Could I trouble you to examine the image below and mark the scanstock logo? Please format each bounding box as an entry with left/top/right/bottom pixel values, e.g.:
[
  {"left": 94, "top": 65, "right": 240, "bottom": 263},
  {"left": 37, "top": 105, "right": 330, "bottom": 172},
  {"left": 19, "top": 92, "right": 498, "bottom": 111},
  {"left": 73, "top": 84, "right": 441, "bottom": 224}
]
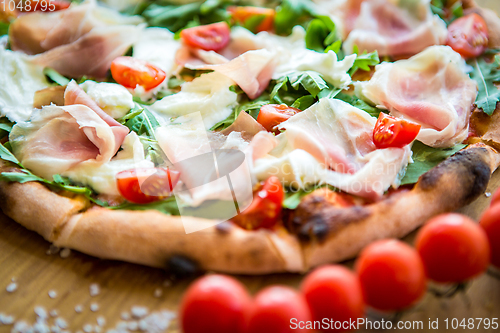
[{"left": 134, "top": 112, "right": 254, "bottom": 234}]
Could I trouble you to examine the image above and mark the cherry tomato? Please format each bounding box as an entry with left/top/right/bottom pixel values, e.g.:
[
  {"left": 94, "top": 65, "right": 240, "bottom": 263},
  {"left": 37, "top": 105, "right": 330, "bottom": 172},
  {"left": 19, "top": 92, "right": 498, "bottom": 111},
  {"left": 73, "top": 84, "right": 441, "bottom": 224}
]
[
  {"left": 373, "top": 113, "right": 421, "bottom": 149},
  {"left": 416, "top": 213, "right": 490, "bottom": 283},
  {"left": 180, "top": 275, "right": 251, "bottom": 333},
  {"left": 257, "top": 104, "right": 301, "bottom": 134},
  {"left": 232, "top": 176, "right": 284, "bottom": 230},
  {"left": 116, "top": 168, "right": 180, "bottom": 204},
  {"left": 180, "top": 22, "right": 231, "bottom": 51},
  {"left": 446, "top": 13, "right": 489, "bottom": 58},
  {"left": 301, "top": 265, "right": 364, "bottom": 332},
  {"left": 355, "top": 239, "right": 427, "bottom": 311},
  {"left": 228, "top": 6, "right": 275, "bottom": 33},
  {"left": 21, "top": 0, "right": 70, "bottom": 12},
  {"left": 110, "top": 56, "right": 166, "bottom": 91},
  {"left": 245, "top": 286, "right": 312, "bottom": 333},
  {"left": 480, "top": 205, "right": 500, "bottom": 268}
]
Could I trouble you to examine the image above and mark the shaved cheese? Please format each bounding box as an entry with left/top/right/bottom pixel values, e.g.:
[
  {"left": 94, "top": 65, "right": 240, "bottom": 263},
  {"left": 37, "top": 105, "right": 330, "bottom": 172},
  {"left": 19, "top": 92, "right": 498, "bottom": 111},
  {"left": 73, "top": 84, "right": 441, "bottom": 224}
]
[
  {"left": 80, "top": 80, "right": 135, "bottom": 119},
  {"left": 149, "top": 72, "right": 238, "bottom": 130},
  {"left": 133, "top": 28, "right": 181, "bottom": 75},
  {"left": 0, "top": 47, "right": 49, "bottom": 122},
  {"left": 357, "top": 46, "right": 477, "bottom": 147}
]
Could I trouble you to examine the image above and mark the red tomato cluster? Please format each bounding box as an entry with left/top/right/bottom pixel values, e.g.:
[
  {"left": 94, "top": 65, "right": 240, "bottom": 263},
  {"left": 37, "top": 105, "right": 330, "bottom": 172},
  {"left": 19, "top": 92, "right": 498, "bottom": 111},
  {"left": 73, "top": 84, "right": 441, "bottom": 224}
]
[{"left": 180, "top": 191, "right": 500, "bottom": 332}]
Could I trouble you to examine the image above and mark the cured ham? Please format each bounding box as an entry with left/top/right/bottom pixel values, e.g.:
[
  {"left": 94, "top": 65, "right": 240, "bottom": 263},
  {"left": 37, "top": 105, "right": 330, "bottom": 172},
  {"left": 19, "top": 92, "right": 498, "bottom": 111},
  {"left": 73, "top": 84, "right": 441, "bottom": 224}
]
[
  {"left": 335, "top": 0, "right": 447, "bottom": 56},
  {"left": 357, "top": 46, "right": 477, "bottom": 147},
  {"left": 251, "top": 99, "right": 412, "bottom": 200},
  {"left": 9, "top": 0, "right": 143, "bottom": 78},
  {"left": 9, "top": 82, "right": 129, "bottom": 180}
]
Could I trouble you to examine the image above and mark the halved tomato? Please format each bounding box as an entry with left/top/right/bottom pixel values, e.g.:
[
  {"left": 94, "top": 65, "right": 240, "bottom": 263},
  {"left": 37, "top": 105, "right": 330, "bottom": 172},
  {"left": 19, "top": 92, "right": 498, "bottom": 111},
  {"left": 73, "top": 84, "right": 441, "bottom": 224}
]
[
  {"left": 257, "top": 104, "right": 301, "bottom": 134},
  {"left": 232, "top": 176, "right": 284, "bottom": 230},
  {"left": 228, "top": 6, "right": 275, "bottom": 33},
  {"left": 180, "top": 22, "right": 231, "bottom": 51},
  {"left": 116, "top": 168, "right": 180, "bottom": 204},
  {"left": 447, "top": 13, "right": 489, "bottom": 58},
  {"left": 110, "top": 56, "right": 166, "bottom": 91},
  {"left": 373, "top": 113, "right": 421, "bottom": 149}
]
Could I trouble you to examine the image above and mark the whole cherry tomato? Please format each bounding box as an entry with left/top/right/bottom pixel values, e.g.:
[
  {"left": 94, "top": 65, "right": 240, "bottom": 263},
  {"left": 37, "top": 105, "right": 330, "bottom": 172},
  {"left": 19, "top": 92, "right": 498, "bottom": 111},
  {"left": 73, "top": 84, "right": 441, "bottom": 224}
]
[{"left": 480, "top": 205, "right": 500, "bottom": 268}]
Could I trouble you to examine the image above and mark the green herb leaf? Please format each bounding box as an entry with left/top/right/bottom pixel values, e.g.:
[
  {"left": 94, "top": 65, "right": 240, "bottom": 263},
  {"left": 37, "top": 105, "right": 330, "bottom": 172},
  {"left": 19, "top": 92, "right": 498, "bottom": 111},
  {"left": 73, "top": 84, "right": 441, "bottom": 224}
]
[
  {"left": 274, "top": 0, "right": 317, "bottom": 35},
  {"left": 0, "top": 143, "right": 20, "bottom": 166},
  {"left": 469, "top": 55, "right": 500, "bottom": 116},
  {"left": 210, "top": 109, "right": 240, "bottom": 131},
  {"left": 0, "top": 171, "right": 43, "bottom": 184},
  {"left": 349, "top": 46, "right": 380, "bottom": 76},
  {"left": 43, "top": 68, "right": 70, "bottom": 86},
  {"left": 110, "top": 197, "right": 180, "bottom": 215},
  {"left": 124, "top": 106, "right": 160, "bottom": 138},
  {"left": 335, "top": 93, "right": 382, "bottom": 117},
  {"left": 0, "top": 21, "right": 9, "bottom": 36},
  {"left": 291, "top": 95, "right": 316, "bottom": 110},
  {"left": 400, "top": 141, "right": 467, "bottom": 185}
]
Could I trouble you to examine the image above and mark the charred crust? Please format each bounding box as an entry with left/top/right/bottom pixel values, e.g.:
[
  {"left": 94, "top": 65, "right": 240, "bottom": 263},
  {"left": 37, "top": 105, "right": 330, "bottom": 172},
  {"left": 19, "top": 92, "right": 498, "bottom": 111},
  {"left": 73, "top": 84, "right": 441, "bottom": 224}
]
[
  {"left": 418, "top": 148, "right": 491, "bottom": 207},
  {"left": 289, "top": 194, "right": 371, "bottom": 242},
  {"left": 165, "top": 255, "right": 200, "bottom": 278}
]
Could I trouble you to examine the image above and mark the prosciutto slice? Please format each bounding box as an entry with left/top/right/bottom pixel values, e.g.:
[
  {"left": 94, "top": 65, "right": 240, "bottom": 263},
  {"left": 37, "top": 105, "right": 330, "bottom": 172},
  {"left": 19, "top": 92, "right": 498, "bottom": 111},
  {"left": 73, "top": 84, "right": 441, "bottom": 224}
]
[
  {"left": 251, "top": 98, "right": 412, "bottom": 200},
  {"left": 357, "top": 46, "right": 477, "bottom": 147},
  {"left": 9, "top": 82, "right": 129, "bottom": 180},
  {"left": 9, "top": 0, "right": 142, "bottom": 78},
  {"left": 340, "top": 0, "right": 447, "bottom": 56}
]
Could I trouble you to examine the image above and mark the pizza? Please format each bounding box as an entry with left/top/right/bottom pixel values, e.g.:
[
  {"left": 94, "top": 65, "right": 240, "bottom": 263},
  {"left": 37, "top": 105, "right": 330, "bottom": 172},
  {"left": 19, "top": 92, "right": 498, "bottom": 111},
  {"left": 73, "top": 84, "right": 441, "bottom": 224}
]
[{"left": 0, "top": 0, "right": 500, "bottom": 275}]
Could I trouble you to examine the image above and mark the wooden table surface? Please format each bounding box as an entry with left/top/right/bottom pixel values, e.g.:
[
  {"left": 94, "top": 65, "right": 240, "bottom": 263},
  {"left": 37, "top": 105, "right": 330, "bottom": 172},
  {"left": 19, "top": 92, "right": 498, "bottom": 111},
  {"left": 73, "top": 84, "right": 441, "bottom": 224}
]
[{"left": 2, "top": 2, "right": 500, "bottom": 332}]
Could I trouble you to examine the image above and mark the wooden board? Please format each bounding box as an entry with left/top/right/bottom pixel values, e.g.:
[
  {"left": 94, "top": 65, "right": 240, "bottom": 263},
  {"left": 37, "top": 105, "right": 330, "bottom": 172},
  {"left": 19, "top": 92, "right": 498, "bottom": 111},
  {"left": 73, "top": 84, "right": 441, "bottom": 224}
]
[{"left": 2, "top": 2, "right": 500, "bottom": 332}]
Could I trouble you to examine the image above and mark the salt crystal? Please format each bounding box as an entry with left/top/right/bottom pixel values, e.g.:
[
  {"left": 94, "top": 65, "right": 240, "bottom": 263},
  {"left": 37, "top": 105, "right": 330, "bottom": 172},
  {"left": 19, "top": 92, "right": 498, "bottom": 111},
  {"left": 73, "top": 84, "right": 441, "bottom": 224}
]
[
  {"left": 51, "top": 325, "right": 61, "bottom": 333},
  {"left": 138, "top": 319, "right": 147, "bottom": 331},
  {"left": 48, "top": 290, "right": 57, "bottom": 299},
  {"left": 131, "top": 306, "right": 148, "bottom": 319},
  {"left": 59, "top": 248, "right": 71, "bottom": 259},
  {"left": 35, "top": 306, "right": 48, "bottom": 319},
  {"left": 12, "top": 321, "right": 30, "bottom": 333},
  {"left": 75, "top": 305, "right": 83, "bottom": 313},
  {"left": 49, "top": 310, "right": 59, "bottom": 317},
  {"left": 486, "top": 192, "right": 492, "bottom": 198},
  {"left": 127, "top": 321, "right": 138, "bottom": 331},
  {"left": 153, "top": 288, "right": 163, "bottom": 298},
  {"left": 0, "top": 313, "right": 15, "bottom": 325},
  {"left": 90, "top": 303, "right": 99, "bottom": 312},
  {"left": 94, "top": 325, "right": 102, "bottom": 333},
  {"left": 6, "top": 282, "right": 17, "bottom": 292},
  {"left": 83, "top": 323, "right": 94, "bottom": 333},
  {"left": 120, "top": 312, "right": 130, "bottom": 320},
  {"left": 89, "top": 283, "right": 100, "bottom": 297},
  {"left": 55, "top": 318, "right": 68, "bottom": 329},
  {"left": 96, "top": 316, "right": 106, "bottom": 327}
]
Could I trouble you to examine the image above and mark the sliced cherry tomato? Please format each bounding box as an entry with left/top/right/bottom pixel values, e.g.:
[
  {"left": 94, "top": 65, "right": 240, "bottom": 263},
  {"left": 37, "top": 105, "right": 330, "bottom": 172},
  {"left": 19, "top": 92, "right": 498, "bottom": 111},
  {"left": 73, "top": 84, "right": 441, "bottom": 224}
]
[
  {"left": 110, "top": 56, "right": 166, "bottom": 91},
  {"left": 301, "top": 265, "right": 364, "bottom": 332},
  {"left": 416, "top": 213, "right": 490, "bottom": 283},
  {"left": 373, "top": 113, "right": 421, "bottom": 149},
  {"left": 245, "top": 286, "right": 311, "bottom": 333},
  {"left": 490, "top": 187, "right": 500, "bottom": 207},
  {"left": 228, "top": 6, "right": 275, "bottom": 33},
  {"left": 480, "top": 205, "right": 500, "bottom": 268},
  {"left": 231, "top": 176, "right": 284, "bottom": 230},
  {"left": 21, "top": 0, "right": 70, "bottom": 12},
  {"left": 180, "top": 275, "right": 251, "bottom": 333},
  {"left": 257, "top": 104, "right": 301, "bottom": 134},
  {"left": 116, "top": 168, "right": 180, "bottom": 204},
  {"left": 355, "top": 239, "right": 427, "bottom": 311},
  {"left": 180, "top": 22, "right": 231, "bottom": 51},
  {"left": 447, "top": 13, "right": 489, "bottom": 58}
]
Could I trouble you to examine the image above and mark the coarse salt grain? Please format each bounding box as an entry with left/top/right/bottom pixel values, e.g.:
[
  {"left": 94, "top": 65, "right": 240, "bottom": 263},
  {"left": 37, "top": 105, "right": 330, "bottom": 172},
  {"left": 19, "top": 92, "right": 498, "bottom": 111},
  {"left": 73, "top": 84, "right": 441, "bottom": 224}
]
[
  {"left": 48, "top": 290, "right": 57, "bottom": 299},
  {"left": 34, "top": 306, "right": 48, "bottom": 319},
  {"left": 127, "top": 321, "right": 138, "bottom": 331},
  {"left": 75, "top": 305, "right": 83, "bottom": 313},
  {"left": 131, "top": 306, "right": 148, "bottom": 319},
  {"left": 59, "top": 248, "right": 71, "bottom": 259},
  {"left": 6, "top": 282, "right": 17, "bottom": 293},
  {"left": 55, "top": 318, "right": 68, "bottom": 329},
  {"left": 121, "top": 312, "right": 130, "bottom": 320},
  {"left": 96, "top": 316, "right": 106, "bottom": 327},
  {"left": 0, "top": 313, "right": 15, "bottom": 325},
  {"left": 90, "top": 303, "right": 99, "bottom": 312},
  {"left": 89, "top": 283, "right": 100, "bottom": 297},
  {"left": 49, "top": 310, "right": 59, "bottom": 317},
  {"left": 83, "top": 323, "right": 93, "bottom": 333},
  {"left": 486, "top": 192, "right": 492, "bottom": 198}
]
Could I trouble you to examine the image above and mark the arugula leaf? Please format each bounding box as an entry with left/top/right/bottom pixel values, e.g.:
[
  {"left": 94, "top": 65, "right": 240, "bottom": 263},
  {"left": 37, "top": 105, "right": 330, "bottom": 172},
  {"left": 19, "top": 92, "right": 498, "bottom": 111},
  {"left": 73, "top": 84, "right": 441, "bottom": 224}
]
[
  {"left": 349, "top": 46, "right": 380, "bottom": 76},
  {"left": 335, "top": 93, "right": 382, "bottom": 117},
  {"left": 0, "top": 21, "right": 9, "bottom": 36},
  {"left": 43, "top": 68, "right": 70, "bottom": 86},
  {"left": 124, "top": 106, "right": 160, "bottom": 138},
  {"left": 0, "top": 171, "right": 42, "bottom": 183},
  {"left": 274, "top": 0, "right": 317, "bottom": 35},
  {"left": 283, "top": 190, "right": 310, "bottom": 209},
  {"left": 0, "top": 118, "right": 13, "bottom": 139},
  {"left": 236, "top": 99, "right": 269, "bottom": 119},
  {"left": 110, "top": 197, "right": 180, "bottom": 215},
  {"left": 400, "top": 141, "right": 467, "bottom": 185},
  {"left": 305, "top": 16, "right": 338, "bottom": 53},
  {"left": 0, "top": 143, "right": 20, "bottom": 165},
  {"left": 210, "top": 108, "right": 240, "bottom": 131},
  {"left": 469, "top": 55, "right": 500, "bottom": 116},
  {"left": 291, "top": 95, "right": 316, "bottom": 110},
  {"left": 243, "top": 14, "right": 267, "bottom": 33}
]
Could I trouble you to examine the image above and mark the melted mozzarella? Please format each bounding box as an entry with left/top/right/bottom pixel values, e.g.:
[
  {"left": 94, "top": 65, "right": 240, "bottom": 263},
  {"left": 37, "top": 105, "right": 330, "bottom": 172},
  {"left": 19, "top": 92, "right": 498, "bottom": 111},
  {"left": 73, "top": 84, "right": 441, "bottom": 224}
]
[
  {"left": 0, "top": 47, "right": 49, "bottom": 122},
  {"left": 149, "top": 72, "right": 238, "bottom": 130},
  {"left": 357, "top": 46, "right": 477, "bottom": 147},
  {"left": 80, "top": 80, "right": 135, "bottom": 119}
]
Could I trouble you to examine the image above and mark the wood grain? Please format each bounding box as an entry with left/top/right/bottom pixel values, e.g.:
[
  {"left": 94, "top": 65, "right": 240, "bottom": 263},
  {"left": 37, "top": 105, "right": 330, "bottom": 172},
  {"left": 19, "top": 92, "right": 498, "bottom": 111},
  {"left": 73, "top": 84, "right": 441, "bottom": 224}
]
[{"left": 2, "top": 1, "right": 500, "bottom": 332}]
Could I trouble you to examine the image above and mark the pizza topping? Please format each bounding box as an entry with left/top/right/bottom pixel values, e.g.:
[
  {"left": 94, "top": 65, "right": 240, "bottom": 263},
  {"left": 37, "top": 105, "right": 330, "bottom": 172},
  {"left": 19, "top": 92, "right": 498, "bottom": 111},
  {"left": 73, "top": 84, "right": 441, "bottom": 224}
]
[
  {"left": 252, "top": 99, "right": 412, "bottom": 200},
  {"left": 358, "top": 45, "right": 477, "bottom": 148},
  {"left": 116, "top": 167, "right": 180, "bottom": 204},
  {"left": 257, "top": 104, "right": 302, "bottom": 133},
  {"left": 232, "top": 176, "right": 284, "bottom": 230},
  {"left": 80, "top": 81, "right": 135, "bottom": 119},
  {"left": 447, "top": 13, "right": 489, "bottom": 58},
  {"left": 373, "top": 113, "right": 421, "bottom": 149},
  {"left": 341, "top": 0, "right": 448, "bottom": 56},
  {"left": 111, "top": 56, "right": 167, "bottom": 91},
  {"left": 480, "top": 200, "right": 500, "bottom": 268},
  {"left": 180, "top": 22, "right": 231, "bottom": 51},
  {"left": 228, "top": 6, "right": 275, "bottom": 33}
]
